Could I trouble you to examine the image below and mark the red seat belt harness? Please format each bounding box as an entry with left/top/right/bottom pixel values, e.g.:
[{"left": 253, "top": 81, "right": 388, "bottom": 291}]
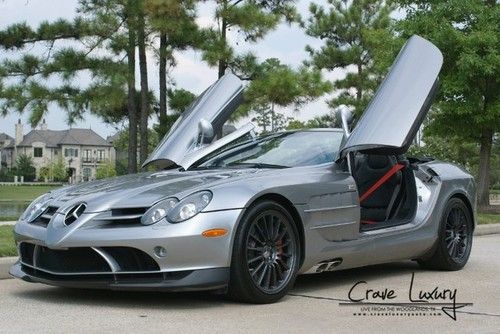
[{"left": 359, "top": 163, "right": 405, "bottom": 203}]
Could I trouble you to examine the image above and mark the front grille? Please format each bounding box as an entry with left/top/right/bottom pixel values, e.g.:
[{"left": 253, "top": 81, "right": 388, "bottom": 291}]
[
  {"left": 30, "top": 206, "right": 58, "bottom": 227},
  {"left": 19, "top": 242, "right": 160, "bottom": 274},
  {"left": 101, "top": 247, "right": 160, "bottom": 271},
  {"left": 38, "top": 246, "right": 110, "bottom": 273},
  {"left": 20, "top": 243, "right": 110, "bottom": 273}
]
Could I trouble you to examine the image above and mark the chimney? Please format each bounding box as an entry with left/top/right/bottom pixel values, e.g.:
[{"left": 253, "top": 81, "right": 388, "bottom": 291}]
[
  {"left": 15, "top": 119, "right": 23, "bottom": 145},
  {"left": 41, "top": 118, "right": 47, "bottom": 130}
]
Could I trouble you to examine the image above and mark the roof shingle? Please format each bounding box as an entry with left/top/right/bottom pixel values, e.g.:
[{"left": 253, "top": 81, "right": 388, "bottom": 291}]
[{"left": 16, "top": 129, "right": 111, "bottom": 147}]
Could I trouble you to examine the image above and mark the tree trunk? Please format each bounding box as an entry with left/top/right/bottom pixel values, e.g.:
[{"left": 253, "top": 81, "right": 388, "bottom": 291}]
[
  {"left": 137, "top": 6, "right": 149, "bottom": 165},
  {"left": 126, "top": 1, "right": 137, "bottom": 174},
  {"left": 271, "top": 103, "right": 275, "bottom": 132},
  {"left": 477, "top": 127, "right": 493, "bottom": 208},
  {"left": 356, "top": 62, "right": 363, "bottom": 117},
  {"left": 215, "top": 8, "right": 228, "bottom": 139},
  {"left": 159, "top": 33, "right": 167, "bottom": 119},
  {"left": 218, "top": 16, "right": 227, "bottom": 79}
]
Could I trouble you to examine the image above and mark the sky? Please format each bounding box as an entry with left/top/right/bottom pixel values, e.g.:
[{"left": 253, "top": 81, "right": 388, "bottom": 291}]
[{"left": 0, "top": 0, "right": 336, "bottom": 139}]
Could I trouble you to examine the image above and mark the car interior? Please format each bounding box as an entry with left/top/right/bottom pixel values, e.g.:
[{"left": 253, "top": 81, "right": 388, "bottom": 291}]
[{"left": 352, "top": 153, "right": 418, "bottom": 231}]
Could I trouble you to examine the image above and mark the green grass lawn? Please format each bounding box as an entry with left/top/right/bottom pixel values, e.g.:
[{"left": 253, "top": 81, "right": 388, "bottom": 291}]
[
  {"left": 478, "top": 212, "right": 500, "bottom": 225},
  {"left": 0, "top": 185, "right": 60, "bottom": 202},
  {"left": 0, "top": 226, "right": 16, "bottom": 257}
]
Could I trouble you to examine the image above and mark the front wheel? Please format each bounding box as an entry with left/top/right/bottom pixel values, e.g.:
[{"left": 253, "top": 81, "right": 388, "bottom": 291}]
[
  {"left": 418, "top": 197, "right": 473, "bottom": 270},
  {"left": 228, "top": 201, "right": 300, "bottom": 303}
]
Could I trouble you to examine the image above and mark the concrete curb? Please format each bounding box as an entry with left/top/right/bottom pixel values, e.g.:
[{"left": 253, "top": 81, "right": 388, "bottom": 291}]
[
  {"left": 0, "top": 257, "right": 16, "bottom": 280},
  {"left": 0, "top": 223, "right": 499, "bottom": 280},
  {"left": 0, "top": 221, "right": 16, "bottom": 226},
  {"left": 474, "top": 223, "right": 500, "bottom": 236}
]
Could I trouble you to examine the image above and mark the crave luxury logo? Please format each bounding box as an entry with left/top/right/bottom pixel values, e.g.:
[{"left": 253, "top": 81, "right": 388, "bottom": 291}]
[{"left": 340, "top": 272, "right": 473, "bottom": 320}]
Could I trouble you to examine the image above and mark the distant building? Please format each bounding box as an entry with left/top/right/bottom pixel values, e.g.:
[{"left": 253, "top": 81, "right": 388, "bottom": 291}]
[
  {"left": 3, "top": 119, "right": 115, "bottom": 182},
  {"left": 0, "top": 132, "right": 14, "bottom": 170}
]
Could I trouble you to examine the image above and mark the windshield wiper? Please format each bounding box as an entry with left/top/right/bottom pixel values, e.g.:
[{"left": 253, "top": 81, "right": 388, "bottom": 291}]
[{"left": 226, "top": 162, "right": 289, "bottom": 169}]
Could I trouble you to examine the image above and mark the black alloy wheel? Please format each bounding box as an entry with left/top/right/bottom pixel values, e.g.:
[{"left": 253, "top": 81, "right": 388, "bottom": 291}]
[
  {"left": 228, "top": 201, "right": 300, "bottom": 303},
  {"left": 245, "top": 210, "right": 297, "bottom": 294},
  {"left": 444, "top": 205, "right": 469, "bottom": 262},
  {"left": 418, "top": 197, "right": 473, "bottom": 271}
]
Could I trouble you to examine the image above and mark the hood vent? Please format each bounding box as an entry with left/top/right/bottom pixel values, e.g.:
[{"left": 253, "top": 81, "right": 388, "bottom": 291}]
[
  {"left": 30, "top": 206, "right": 58, "bottom": 228},
  {"left": 64, "top": 203, "right": 87, "bottom": 226},
  {"left": 87, "top": 207, "right": 148, "bottom": 228}
]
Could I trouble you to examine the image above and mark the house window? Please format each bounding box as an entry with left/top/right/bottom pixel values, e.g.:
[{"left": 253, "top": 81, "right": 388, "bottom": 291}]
[
  {"left": 83, "top": 167, "right": 91, "bottom": 181},
  {"left": 64, "top": 148, "right": 79, "bottom": 157},
  {"left": 97, "top": 149, "right": 105, "bottom": 162},
  {"left": 83, "top": 149, "right": 92, "bottom": 162},
  {"left": 34, "top": 147, "right": 43, "bottom": 158}
]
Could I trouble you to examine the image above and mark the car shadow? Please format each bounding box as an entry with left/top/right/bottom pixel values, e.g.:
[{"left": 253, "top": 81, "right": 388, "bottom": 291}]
[{"left": 11, "top": 261, "right": 423, "bottom": 308}]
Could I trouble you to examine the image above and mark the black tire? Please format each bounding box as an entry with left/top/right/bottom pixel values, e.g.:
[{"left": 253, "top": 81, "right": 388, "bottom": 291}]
[
  {"left": 228, "top": 200, "right": 300, "bottom": 303},
  {"left": 418, "top": 197, "right": 473, "bottom": 271}
]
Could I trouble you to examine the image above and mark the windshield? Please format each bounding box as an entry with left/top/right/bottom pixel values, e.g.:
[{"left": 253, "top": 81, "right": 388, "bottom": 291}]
[{"left": 194, "top": 131, "right": 344, "bottom": 169}]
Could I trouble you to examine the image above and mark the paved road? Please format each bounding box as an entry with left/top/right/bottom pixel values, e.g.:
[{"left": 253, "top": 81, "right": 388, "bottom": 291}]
[{"left": 0, "top": 235, "right": 499, "bottom": 334}]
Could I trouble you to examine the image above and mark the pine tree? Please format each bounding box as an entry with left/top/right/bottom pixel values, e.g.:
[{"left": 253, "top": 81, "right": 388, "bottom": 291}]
[
  {"left": 144, "top": 0, "right": 200, "bottom": 145},
  {"left": 397, "top": 0, "right": 500, "bottom": 207},
  {"left": 304, "top": 0, "right": 397, "bottom": 116},
  {"left": 240, "top": 58, "right": 331, "bottom": 130},
  {"left": 201, "top": 0, "right": 298, "bottom": 78}
]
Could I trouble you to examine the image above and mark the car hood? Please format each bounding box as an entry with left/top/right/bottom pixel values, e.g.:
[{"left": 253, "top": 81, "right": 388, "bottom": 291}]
[
  {"left": 47, "top": 169, "right": 262, "bottom": 212},
  {"left": 339, "top": 35, "right": 443, "bottom": 157}
]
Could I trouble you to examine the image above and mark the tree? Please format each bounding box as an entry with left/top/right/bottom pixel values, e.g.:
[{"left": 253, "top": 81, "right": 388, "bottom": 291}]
[
  {"left": 155, "top": 88, "right": 196, "bottom": 138},
  {"left": 0, "top": 1, "right": 138, "bottom": 173},
  {"left": 240, "top": 58, "right": 332, "bottom": 130},
  {"left": 397, "top": 0, "right": 500, "bottom": 207},
  {"left": 251, "top": 104, "right": 293, "bottom": 133},
  {"left": 137, "top": 0, "right": 150, "bottom": 164},
  {"left": 145, "top": 0, "right": 199, "bottom": 119},
  {"left": 125, "top": 0, "right": 139, "bottom": 174},
  {"left": 96, "top": 161, "right": 117, "bottom": 179},
  {"left": 51, "top": 158, "right": 67, "bottom": 182},
  {"left": 304, "top": 0, "right": 397, "bottom": 116},
  {"left": 16, "top": 154, "right": 36, "bottom": 181},
  {"left": 286, "top": 113, "right": 338, "bottom": 130},
  {"left": 201, "top": 0, "right": 298, "bottom": 78}
]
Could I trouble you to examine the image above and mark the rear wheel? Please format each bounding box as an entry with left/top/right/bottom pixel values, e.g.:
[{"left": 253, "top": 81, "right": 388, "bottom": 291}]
[
  {"left": 418, "top": 198, "right": 473, "bottom": 270},
  {"left": 228, "top": 201, "right": 300, "bottom": 303}
]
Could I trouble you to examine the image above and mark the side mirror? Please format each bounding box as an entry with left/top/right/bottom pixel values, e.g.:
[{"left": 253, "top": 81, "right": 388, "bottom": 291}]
[
  {"left": 339, "top": 108, "right": 354, "bottom": 138},
  {"left": 197, "top": 118, "right": 214, "bottom": 146}
]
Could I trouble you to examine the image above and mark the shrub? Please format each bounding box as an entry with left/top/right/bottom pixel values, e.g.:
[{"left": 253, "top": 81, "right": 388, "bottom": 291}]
[{"left": 96, "top": 161, "right": 116, "bottom": 179}]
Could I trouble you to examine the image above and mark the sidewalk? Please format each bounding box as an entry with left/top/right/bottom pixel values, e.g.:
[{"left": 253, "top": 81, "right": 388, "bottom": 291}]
[{"left": 0, "top": 221, "right": 16, "bottom": 226}]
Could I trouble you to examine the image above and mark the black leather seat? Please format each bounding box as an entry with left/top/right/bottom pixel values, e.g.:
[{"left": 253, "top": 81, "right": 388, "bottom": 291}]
[{"left": 354, "top": 154, "right": 402, "bottom": 222}]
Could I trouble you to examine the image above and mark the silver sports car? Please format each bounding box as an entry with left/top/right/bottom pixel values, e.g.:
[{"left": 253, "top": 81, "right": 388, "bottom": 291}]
[{"left": 10, "top": 36, "right": 476, "bottom": 303}]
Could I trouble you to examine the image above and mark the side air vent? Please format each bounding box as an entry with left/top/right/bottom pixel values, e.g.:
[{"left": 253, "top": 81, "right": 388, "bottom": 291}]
[{"left": 64, "top": 203, "right": 86, "bottom": 226}]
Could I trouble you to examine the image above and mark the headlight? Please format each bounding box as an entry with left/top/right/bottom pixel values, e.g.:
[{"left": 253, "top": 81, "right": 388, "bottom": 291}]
[
  {"left": 167, "top": 191, "right": 212, "bottom": 223},
  {"left": 21, "top": 193, "right": 52, "bottom": 222},
  {"left": 141, "top": 198, "right": 179, "bottom": 226}
]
